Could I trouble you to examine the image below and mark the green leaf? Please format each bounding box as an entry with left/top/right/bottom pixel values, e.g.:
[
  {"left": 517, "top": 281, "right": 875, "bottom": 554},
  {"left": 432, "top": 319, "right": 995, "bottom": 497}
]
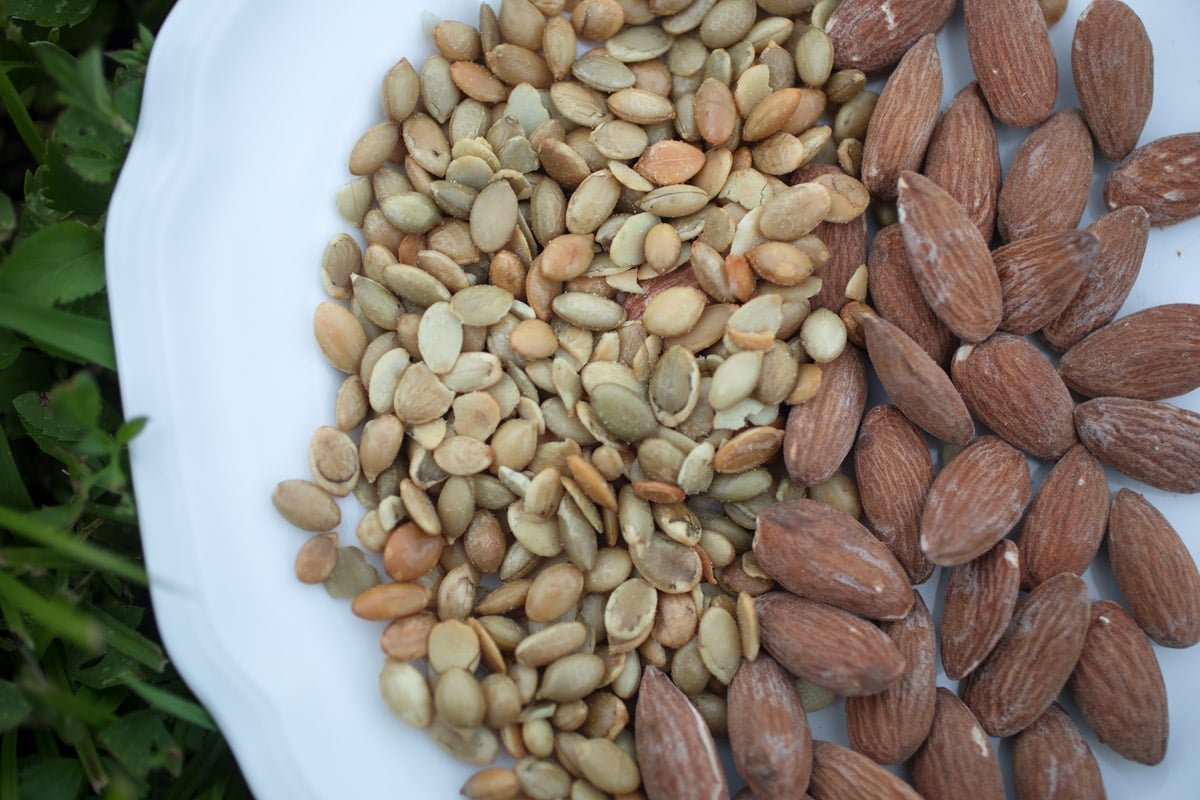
[
  {"left": 113, "top": 417, "right": 146, "bottom": 447},
  {"left": 1, "top": 732, "right": 17, "bottom": 800},
  {"left": 0, "top": 506, "right": 148, "bottom": 586},
  {"left": 0, "top": 680, "right": 32, "bottom": 732},
  {"left": 0, "top": 434, "right": 33, "bottom": 510},
  {"left": 48, "top": 372, "right": 101, "bottom": 430},
  {"left": 45, "top": 136, "right": 114, "bottom": 218},
  {"left": 30, "top": 43, "right": 130, "bottom": 138},
  {"left": 124, "top": 681, "right": 214, "bottom": 732},
  {"left": 0, "top": 330, "right": 23, "bottom": 368},
  {"left": 19, "top": 757, "right": 84, "bottom": 800},
  {"left": 98, "top": 710, "right": 182, "bottom": 780},
  {"left": 14, "top": 391, "right": 88, "bottom": 450},
  {"left": 0, "top": 193, "right": 15, "bottom": 243},
  {"left": 0, "top": 221, "right": 104, "bottom": 306},
  {"left": 0, "top": 293, "right": 116, "bottom": 369},
  {"left": 8, "top": 0, "right": 99, "bottom": 27}
]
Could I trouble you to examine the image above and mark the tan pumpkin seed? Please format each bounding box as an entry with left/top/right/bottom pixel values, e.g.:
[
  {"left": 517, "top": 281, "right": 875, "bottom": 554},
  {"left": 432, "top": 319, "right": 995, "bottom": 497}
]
[{"left": 471, "top": 179, "right": 520, "bottom": 253}]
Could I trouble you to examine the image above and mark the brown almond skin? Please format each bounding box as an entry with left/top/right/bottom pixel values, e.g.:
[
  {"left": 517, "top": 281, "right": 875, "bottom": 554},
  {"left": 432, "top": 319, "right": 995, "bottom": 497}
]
[
  {"left": 860, "top": 34, "right": 942, "bottom": 200},
  {"left": 1067, "top": 600, "right": 1169, "bottom": 765},
  {"left": 1108, "top": 489, "right": 1200, "bottom": 648},
  {"left": 1042, "top": 206, "right": 1150, "bottom": 351},
  {"left": 791, "top": 164, "right": 868, "bottom": 312},
  {"left": 1072, "top": 0, "right": 1154, "bottom": 161},
  {"left": 845, "top": 593, "right": 936, "bottom": 765},
  {"left": 940, "top": 540, "right": 1021, "bottom": 681},
  {"left": 727, "top": 656, "right": 813, "bottom": 799},
  {"left": 993, "top": 231, "right": 1098, "bottom": 336},
  {"left": 784, "top": 346, "right": 867, "bottom": 486},
  {"left": 855, "top": 405, "right": 936, "bottom": 584},
  {"left": 754, "top": 499, "right": 914, "bottom": 621},
  {"left": 1075, "top": 397, "right": 1200, "bottom": 493},
  {"left": 867, "top": 225, "right": 955, "bottom": 368},
  {"left": 997, "top": 110, "right": 1094, "bottom": 242},
  {"left": 864, "top": 315, "right": 974, "bottom": 446},
  {"left": 1013, "top": 704, "right": 1107, "bottom": 800},
  {"left": 755, "top": 592, "right": 905, "bottom": 696},
  {"left": 951, "top": 333, "right": 1078, "bottom": 460},
  {"left": 964, "top": 0, "right": 1057, "bottom": 128},
  {"left": 920, "top": 436, "right": 1032, "bottom": 567},
  {"left": 1059, "top": 304, "right": 1200, "bottom": 400},
  {"left": 910, "top": 688, "right": 1004, "bottom": 800},
  {"left": 897, "top": 171, "right": 1003, "bottom": 342},
  {"left": 923, "top": 82, "right": 1001, "bottom": 243},
  {"left": 808, "top": 741, "right": 923, "bottom": 800},
  {"left": 826, "top": 0, "right": 957, "bottom": 73},
  {"left": 1105, "top": 133, "right": 1200, "bottom": 225},
  {"left": 635, "top": 667, "right": 730, "bottom": 800},
  {"left": 1015, "top": 444, "right": 1109, "bottom": 590},
  {"left": 961, "top": 572, "right": 1091, "bottom": 738}
]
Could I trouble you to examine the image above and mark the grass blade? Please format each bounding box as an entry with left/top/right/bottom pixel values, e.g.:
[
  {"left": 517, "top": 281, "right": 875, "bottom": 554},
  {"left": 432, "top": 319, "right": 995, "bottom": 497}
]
[
  {"left": 124, "top": 680, "right": 215, "bottom": 732},
  {"left": 1, "top": 731, "right": 18, "bottom": 800},
  {"left": 0, "top": 506, "right": 147, "bottom": 585},
  {"left": 0, "top": 67, "right": 48, "bottom": 163},
  {"left": 0, "top": 434, "right": 33, "bottom": 510},
  {"left": 0, "top": 573, "right": 104, "bottom": 652},
  {"left": 84, "top": 603, "right": 167, "bottom": 673},
  {"left": 0, "top": 294, "right": 116, "bottom": 370}
]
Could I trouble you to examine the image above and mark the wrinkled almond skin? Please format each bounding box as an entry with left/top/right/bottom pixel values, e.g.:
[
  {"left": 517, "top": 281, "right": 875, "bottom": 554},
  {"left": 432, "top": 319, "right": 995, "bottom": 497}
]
[
  {"left": 1105, "top": 133, "right": 1200, "bottom": 226},
  {"left": 1108, "top": 489, "right": 1200, "bottom": 648},
  {"left": 965, "top": 0, "right": 1057, "bottom": 128},
  {"left": 997, "top": 110, "right": 1094, "bottom": 242},
  {"left": 860, "top": 34, "right": 942, "bottom": 200},
  {"left": 921, "top": 436, "right": 1032, "bottom": 567},
  {"left": 923, "top": 82, "right": 1001, "bottom": 243},
  {"left": 845, "top": 593, "right": 936, "bottom": 765},
  {"left": 910, "top": 688, "right": 1004, "bottom": 800},
  {"left": 826, "top": 0, "right": 957, "bottom": 73},
  {"left": 755, "top": 592, "right": 905, "bottom": 696},
  {"left": 791, "top": 164, "right": 868, "bottom": 312},
  {"left": 1016, "top": 444, "right": 1109, "bottom": 590},
  {"left": 728, "top": 656, "right": 813, "bottom": 799},
  {"left": 951, "top": 333, "right": 1077, "bottom": 460},
  {"left": 867, "top": 225, "right": 955, "bottom": 368},
  {"left": 754, "top": 499, "right": 914, "bottom": 620},
  {"left": 855, "top": 406, "right": 936, "bottom": 584},
  {"left": 635, "top": 667, "right": 730, "bottom": 800},
  {"left": 1067, "top": 600, "right": 1169, "bottom": 765},
  {"left": 808, "top": 741, "right": 923, "bottom": 800},
  {"left": 940, "top": 539, "right": 1021, "bottom": 681},
  {"left": 864, "top": 315, "right": 974, "bottom": 446},
  {"left": 784, "top": 346, "right": 867, "bottom": 486},
  {"left": 961, "top": 572, "right": 1090, "bottom": 738},
  {"left": 1072, "top": 0, "right": 1154, "bottom": 161},
  {"left": 1013, "top": 704, "right": 1107, "bottom": 800},
  {"left": 993, "top": 231, "right": 1098, "bottom": 336},
  {"left": 897, "top": 171, "right": 1003, "bottom": 342},
  {"left": 1075, "top": 397, "right": 1200, "bottom": 493},
  {"left": 1043, "top": 206, "right": 1150, "bottom": 351},
  {"left": 1059, "top": 304, "right": 1200, "bottom": 400}
]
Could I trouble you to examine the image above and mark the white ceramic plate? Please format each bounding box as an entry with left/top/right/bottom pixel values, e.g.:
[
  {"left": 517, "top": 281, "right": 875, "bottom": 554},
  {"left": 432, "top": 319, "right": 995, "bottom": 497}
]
[{"left": 107, "top": 1, "right": 1200, "bottom": 797}]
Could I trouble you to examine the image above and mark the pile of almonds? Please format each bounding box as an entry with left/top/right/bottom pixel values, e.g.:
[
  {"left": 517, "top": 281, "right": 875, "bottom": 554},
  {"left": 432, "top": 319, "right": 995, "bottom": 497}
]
[{"left": 272, "top": 0, "right": 1200, "bottom": 797}]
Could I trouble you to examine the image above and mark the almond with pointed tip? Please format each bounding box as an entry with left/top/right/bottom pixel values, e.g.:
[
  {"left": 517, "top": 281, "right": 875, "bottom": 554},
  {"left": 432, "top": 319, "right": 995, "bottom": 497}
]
[
  {"left": 1072, "top": 0, "right": 1154, "bottom": 161},
  {"left": 1013, "top": 704, "right": 1107, "bottom": 800},
  {"left": 727, "top": 656, "right": 813, "bottom": 799},
  {"left": 826, "top": 0, "right": 957, "bottom": 73},
  {"left": 867, "top": 225, "right": 955, "bottom": 367},
  {"left": 940, "top": 539, "right": 1021, "bottom": 681},
  {"left": 1075, "top": 397, "right": 1200, "bottom": 493},
  {"left": 897, "top": 171, "right": 1002, "bottom": 342},
  {"left": 993, "top": 231, "right": 1098, "bottom": 335},
  {"left": 808, "top": 741, "right": 923, "bottom": 800},
  {"left": 923, "top": 82, "right": 1001, "bottom": 242},
  {"left": 1105, "top": 133, "right": 1200, "bottom": 226},
  {"left": 964, "top": 0, "right": 1057, "bottom": 128},
  {"left": 1067, "top": 600, "right": 1168, "bottom": 765},
  {"left": 920, "top": 436, "right": 1031, "bottom": 567},
  {"left": 910, "top": 688, "right": 1004, "bottom": 800},
  {"left": 783, "top": 346, "right": 868, "bottom": 486},
  {"left": 997, "top": 110, "right": 1094, "bottom": 242},
  {"left": 635, "top": 666, "right": 730, "bottom": 800},
  {"left": 791, "top": 164, "right": 868, "bottom": 312}
]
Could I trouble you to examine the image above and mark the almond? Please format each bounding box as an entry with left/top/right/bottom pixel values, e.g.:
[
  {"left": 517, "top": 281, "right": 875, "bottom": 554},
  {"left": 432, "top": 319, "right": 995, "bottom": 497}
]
[
  {"left": 940, "top": 539, "right": 1021, "bottom": 681},
  {"left": 808, "top": 741, "right": 922, "bottom": 800},
  {"left": 863, "top": 315, "right": 974, "bottom": 446},
  {"left": 860, "top": 34, "right": 942, "bottom": 200},
  {"left": 1042, "top": 206, "right": 1150, "bottom": 351},
  {"left": 1108, "top": 489, "right": 1200, "bottom": 648},
  {"left": 993, "top": 231, "right": 1098, "bottom": 336},
  {"left": 755, "top": 592, "right": 905, "bottom": 696},
  {"left": 1104, "top": 133, "right": 1200, "bottom": 225},
  {"left": 754, "top": 499, "right": 914, "bottom": 620},
  {"left": 623, "top": 266, "right": 703, "bottom": 321},
  {"left": 1075, "top": 397, "right": 1200, "bottom": 493},
  {"left": 783, "top": 346, "right": 868, "bottom": 486},
  {"left": 1015, "top": 444, "right": 1109, "bottom": 590},
  {"left": 964, "top": 0, "right": 1057, "bottom": 128},
  {"left": 727, "top": 656, "right": 813, "bottom": 799},
  {"left": 1058, "top": 304, "right": 1200, "bottom": 400},
  {"left": 635, "top": 666, "right": 730, "bottom": 800},
  {"left": 867, "top": 224, "right": 955, "bottom": 367},
  {"left": 951, "top": 333, "right": 1078, "bottom": 460},
  {"left": 910, "top": 688, "right": 1004, "bottom": 800},
  {"left": 791, "top": 164, "right": 868, "bottom": 312},
  {"left": 921, "top": 436, "right": 1032, "bottom": 567},
  {"left": 855, "top": 405, "right": 936, "bottom": 585},
  {"left": 825, "top": 0, "right": 957, "bottom": 73},
  {"left": 961, "top": 572, "right": 1090, "bottom": 738},
  {"left": 1072, "top": 0, "right": 1154, "bottom": 161},
  {"left": 997, "top": 110, "right": 1094, "bottom": 242},
  {"left": 1013, "top": 704, "right": 1107, "bottom": 800},
  {"left": 897, "top": 171, "right": 1003, "bottom": 342},
  {"left": 845, "top": 593, "right": 937, "bottom": 764},
  {"left": 1067, "top": 600, "right": 1168, "bottom": 765},
  {"left": 923, "top": 82, "right": 1001, "bottom": 243}
]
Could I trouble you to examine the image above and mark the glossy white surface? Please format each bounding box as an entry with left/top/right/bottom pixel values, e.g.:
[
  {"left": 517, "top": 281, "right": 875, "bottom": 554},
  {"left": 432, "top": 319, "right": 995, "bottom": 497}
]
[{"left": 107, "top": 1, "right": 1200, "bottom": 797}]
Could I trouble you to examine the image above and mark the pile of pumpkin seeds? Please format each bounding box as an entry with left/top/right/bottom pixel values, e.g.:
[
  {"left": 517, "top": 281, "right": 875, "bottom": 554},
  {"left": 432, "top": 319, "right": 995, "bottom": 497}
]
[{"left": 273, "top": 0, "right": 870, "bottom": 795}]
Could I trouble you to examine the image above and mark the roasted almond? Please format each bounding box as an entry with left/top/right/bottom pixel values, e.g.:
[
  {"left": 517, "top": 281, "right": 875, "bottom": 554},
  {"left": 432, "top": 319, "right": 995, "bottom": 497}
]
[
  {"left": 1012, "top": 704, "right": 1107, "bottom": 800},
  {"left": 783, "top": 346, "right": 868, "bottom": 486},
  {"left": 1075, "top": 397, "right": 1200, "bottom": 493},
  {"left": 964, "top": 0, "right": 1057, "bottom": 128},
  {"left": 910, "top": 688, "right": 1004, "bottom": 800},
  {"left": 993, "top": 231, "right": 1098, "bottom": 336},
  {"left": 635, "top": 666, "right": 730, "bottom": 800},
  {"left": 1072, "top": 0, "right": 1154, "bottom": 161},
  {"left": 1104, "top": 133, "right": 1200, "bottom": 225},
  {"left": 727, "top": 656, "right": 813, "bottom": 799},
  {"left": 808, "top": 741, "right": 922, "bottom": 800},
  {"left": 826, "top": 0, "right": 957, "bottom": 73},
  {"left": 939, "top": 539, "right": 1021, "bottom": 681},
  {"left": 867, "top": 224, "right": 955, "bottom": 367},
  {"left": 791, "top": 164, "right": 868, "bottom": 312},
  {"left": 920, "top": 436, "right": 1032, "bottom": 567},
  {"left": 997, "top": 110, "right": 1094, "bottom": 242},
  {"left": 923, "top": 82, "right": 1001, "bottom": 243}
]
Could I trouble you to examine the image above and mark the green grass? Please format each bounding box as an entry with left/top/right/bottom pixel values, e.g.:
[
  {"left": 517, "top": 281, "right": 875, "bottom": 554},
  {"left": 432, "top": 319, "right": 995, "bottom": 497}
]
[{"left": 0, "top": 2, "right": 248, "bottom": 796}]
